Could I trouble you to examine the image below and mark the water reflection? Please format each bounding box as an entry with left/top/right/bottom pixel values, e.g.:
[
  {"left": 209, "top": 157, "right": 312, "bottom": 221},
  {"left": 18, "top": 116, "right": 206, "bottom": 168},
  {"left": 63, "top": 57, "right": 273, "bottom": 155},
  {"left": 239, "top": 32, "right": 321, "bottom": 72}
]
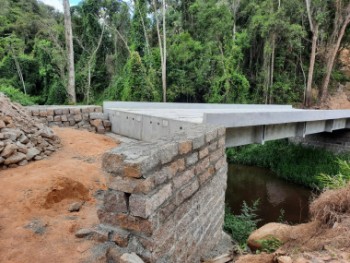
[{"left": 225, "top": 164, "right": 314, "bottom": 226}]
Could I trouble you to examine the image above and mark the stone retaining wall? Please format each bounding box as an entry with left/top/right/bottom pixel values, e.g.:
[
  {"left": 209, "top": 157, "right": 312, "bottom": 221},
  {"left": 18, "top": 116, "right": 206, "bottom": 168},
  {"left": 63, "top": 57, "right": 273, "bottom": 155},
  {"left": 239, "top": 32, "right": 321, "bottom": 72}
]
[
  {"left": 26, "top": 106, "right": 111, "bottom": 133},
  {"left": 291, "top": 130, "right": 350, "bottom": 154},
  {"left": 99, "top": 124, "right": 227, "bottom": 262}
]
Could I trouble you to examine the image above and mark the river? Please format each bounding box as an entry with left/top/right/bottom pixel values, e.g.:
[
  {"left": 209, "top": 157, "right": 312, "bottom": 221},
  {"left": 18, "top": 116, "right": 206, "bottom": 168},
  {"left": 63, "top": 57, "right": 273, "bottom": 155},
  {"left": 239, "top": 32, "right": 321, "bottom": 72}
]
[{"left": 226, "top": 164, "right": 314, "bottom": 226}]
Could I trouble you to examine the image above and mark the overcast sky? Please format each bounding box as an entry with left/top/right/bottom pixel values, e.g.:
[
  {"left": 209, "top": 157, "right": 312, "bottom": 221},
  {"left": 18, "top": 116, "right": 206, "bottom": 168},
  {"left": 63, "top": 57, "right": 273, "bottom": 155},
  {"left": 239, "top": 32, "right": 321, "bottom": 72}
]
[{"left": 39, "top": 0, "right": 81, "bottom": 12}]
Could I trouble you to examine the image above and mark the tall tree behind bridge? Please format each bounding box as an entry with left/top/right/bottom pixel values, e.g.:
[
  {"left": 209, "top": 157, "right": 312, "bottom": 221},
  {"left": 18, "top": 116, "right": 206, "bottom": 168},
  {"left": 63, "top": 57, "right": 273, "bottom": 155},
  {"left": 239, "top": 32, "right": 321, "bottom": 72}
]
[{"left": 63, "top": 0, "right": 76, "bottom": 104}]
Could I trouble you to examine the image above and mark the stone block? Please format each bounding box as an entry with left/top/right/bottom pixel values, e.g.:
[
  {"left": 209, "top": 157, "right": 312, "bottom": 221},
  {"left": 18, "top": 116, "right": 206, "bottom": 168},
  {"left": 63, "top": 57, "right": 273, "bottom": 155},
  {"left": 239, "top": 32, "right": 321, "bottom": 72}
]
[
  {"left": 173, "top": 168, "right": 195, "bottom": 189},
  {"left": 97, "top": 210, "right": 154, "bottom": 236},
  {"left": 39, "top": 110, "right": 47, "bottom": 117},
  {"left": 198, "top": 166, "right": 215, "bottom": 185},
  {"left": 199, "top": 147, "right": 209, "bottom": 159},
  {"left": 194, "top": 157, "right": 209, "bottom": 175},
  {"left": 159, "top": 143, "right": 178, "bottom": 164},
  {"left": 54, "top": 109, "right": 63, "bottom": 115},
  {"left": 74, "top": 114, "right": 82, "bottom": 122},
  {"left": 90, "top": 112, "right": 109, "bottom": 120},
  {"left": 176, "top": 179, "right": 199, "bottom": 206},
  {"left": 47, "top": 116, "right": 54, "bottom": 122},
  {"left": 104, "top": 190, "right": 128, "bottom": 213},
  {"left": 210, "top": 148, "right": 224, "bottom": 163},
  {"left": 129, "top": 184, "right": 172, "bottom": 218},
  {"left": 192, "top": 135, "right": 205, "bottom": 150},
  {"left": 47, "top": 109, "right": 54, "bottom": 116},
  {"left": 179, "top": 140, "right": 192, "bottom": 155},
  {"left": 54, "top": 115, "right": 61, "bottom": 122},
  {"left": 103, "top": 120, "right": 112, "bottom": 127},
  {"left": 208, "top": 141, "right": 218, "bottom": 152},
  {"left": 206, "top": 129, "right": 218, "bottom": 143},
  {"left": 218, "top": 136, "right": 225, "bottom": 147},
  {"left": 61, "top": 115, "right": 68, "bottom": 122},
  {"left": 186, "top": 152, "right": 198, "bottom": 167},
  {"left": 70, "top": 108, "right": 81, "bottom": 115},
  {"left": 110, "top": 227, "right": 130, "bottom": 247}
]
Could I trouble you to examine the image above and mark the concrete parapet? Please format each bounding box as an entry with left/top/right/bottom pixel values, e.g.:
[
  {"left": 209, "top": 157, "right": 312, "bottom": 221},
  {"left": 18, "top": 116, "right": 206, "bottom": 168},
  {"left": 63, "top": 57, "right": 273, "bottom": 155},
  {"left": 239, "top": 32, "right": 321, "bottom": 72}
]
[
  {"left": 99, "top": 124, "right": 227, "bottom": 262},
  {"left": 25, "top": 105, "right": 111, "bottom": 133}
]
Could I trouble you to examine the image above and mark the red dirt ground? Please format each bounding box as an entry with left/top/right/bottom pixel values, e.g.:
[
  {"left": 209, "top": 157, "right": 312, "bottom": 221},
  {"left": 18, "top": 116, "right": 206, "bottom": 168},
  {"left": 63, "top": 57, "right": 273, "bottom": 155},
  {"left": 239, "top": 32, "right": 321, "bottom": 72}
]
[{"left": 0, "top": 128, "right": 118, "bottom": 263}]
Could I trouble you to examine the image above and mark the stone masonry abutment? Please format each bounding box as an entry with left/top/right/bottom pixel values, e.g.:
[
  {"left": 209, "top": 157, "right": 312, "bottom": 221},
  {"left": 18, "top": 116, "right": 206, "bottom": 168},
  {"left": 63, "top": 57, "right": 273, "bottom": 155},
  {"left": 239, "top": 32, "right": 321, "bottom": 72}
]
[{"left": 99, "top": 123, "right": 228, "bottom": 262}]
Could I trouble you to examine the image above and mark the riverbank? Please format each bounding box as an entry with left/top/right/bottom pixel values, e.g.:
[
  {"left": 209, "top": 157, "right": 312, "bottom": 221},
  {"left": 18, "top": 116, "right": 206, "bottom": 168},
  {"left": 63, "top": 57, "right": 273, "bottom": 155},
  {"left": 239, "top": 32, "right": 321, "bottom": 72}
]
[
  {"left": 226, "top": 140, "right": 350, "bottom": 189},
  {"left": 236, "top": 181, "right": 350, "bottom": 263}
]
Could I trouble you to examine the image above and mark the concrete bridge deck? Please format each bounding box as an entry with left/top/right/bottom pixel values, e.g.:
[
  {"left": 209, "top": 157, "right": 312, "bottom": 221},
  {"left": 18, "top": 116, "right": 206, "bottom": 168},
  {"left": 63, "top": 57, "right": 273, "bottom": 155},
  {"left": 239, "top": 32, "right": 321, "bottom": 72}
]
[{"left": 103, "top": 101, "right": 350, "bottom": 147}]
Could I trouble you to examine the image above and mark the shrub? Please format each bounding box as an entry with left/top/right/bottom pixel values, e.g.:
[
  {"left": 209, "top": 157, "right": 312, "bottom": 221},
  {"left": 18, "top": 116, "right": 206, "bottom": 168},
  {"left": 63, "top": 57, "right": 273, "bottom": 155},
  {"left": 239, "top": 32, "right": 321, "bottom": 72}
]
[
  {"left": 0, "top": 84, "right": 36, "bottom": 106},
  {"left": 224, "top": 200, "right": 261, "bottom": 248}
]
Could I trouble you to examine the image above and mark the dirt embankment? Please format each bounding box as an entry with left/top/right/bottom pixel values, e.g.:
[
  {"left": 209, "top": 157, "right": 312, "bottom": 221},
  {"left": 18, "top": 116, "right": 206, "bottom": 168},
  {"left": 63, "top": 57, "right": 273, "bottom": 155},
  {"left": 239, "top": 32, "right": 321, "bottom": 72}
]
[
  {"left": 0, "top": 128, "right": 117, "bottom": 263},
  {"left": 237, "top": 183, "right": 350, "bottom": 263}
]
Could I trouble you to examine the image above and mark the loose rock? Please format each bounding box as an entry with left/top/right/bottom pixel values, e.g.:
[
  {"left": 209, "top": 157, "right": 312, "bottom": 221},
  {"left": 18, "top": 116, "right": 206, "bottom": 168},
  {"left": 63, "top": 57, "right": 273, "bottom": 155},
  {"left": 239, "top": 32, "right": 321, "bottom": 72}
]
[{"left": 0, "top": 93, "right": 60, "bottom": 168}]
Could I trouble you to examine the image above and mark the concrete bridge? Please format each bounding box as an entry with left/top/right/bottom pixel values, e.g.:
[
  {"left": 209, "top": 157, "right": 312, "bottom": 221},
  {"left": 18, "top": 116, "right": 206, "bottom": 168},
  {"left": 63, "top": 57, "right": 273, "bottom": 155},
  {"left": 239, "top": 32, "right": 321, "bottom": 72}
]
[
  {"left": 103, "top": 101, "right": 350, "bottom": 147},
  {"left": 26, "top": 102, "right": 350, "bottom": 262},
  {"left": 96, "top": 102, "right": 350, "bottom": 262}
]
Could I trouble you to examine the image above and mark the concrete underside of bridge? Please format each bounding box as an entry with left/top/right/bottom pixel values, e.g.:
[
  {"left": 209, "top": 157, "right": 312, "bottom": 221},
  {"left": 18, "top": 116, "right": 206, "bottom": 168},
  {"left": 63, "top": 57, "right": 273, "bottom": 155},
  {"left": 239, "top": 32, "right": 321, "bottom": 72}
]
[{"left": 98, "top": 102, "right": 350, "bottom": 263}]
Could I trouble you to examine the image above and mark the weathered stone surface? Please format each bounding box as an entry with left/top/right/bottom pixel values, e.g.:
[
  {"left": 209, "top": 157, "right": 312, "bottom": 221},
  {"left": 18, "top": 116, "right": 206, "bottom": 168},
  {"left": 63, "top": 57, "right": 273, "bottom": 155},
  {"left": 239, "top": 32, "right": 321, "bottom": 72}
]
[
  {"left": 120, "top": 253, "right": 145, "bottom": 263},
  {"left": 26, "top": 147, "right": 40, "bottom": 160},
  {"left": 179, "top": 140, "right": 192, "bottom": 155},
  {"left": 104, "top": 190, "right": 128, "bottom": 213},
  {"left": 98, "top": 211, "right": 154, "bottom": 236},
  {"left": 129, "top": 184, "right": 172, "bottom": 218},
  {"left": 1, "top": 143, "right": 18, "bottom": 158},
  {"left": 186, "top": 152, "right": 198, "bottom": 167},
  {"left": 4, "top": 152, "right": 26, "bottom": 165}
]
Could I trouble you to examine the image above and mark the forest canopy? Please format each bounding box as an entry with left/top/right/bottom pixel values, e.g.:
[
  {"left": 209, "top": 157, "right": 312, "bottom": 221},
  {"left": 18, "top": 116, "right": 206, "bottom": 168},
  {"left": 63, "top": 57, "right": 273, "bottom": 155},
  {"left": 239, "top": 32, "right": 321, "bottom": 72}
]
[{"left": 1, "top": 0, "right": 350, "bottom": 106}]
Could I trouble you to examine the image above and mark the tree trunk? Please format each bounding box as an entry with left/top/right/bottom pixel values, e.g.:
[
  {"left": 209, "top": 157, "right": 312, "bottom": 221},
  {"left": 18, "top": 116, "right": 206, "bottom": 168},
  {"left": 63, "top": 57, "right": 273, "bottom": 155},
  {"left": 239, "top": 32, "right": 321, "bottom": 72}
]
[
  {"left": 9, "top": 44, "right": 26, "bottom": 95},
  {"left": 269, "top": 33, "right": 276, "bottom": 104},
  {"left": 63, "top": 0, "right": 76, "bottom": 104},
  {"left": 321, "top": 12, "right": 350, "bottom": 102},
  {"left": 162, "top": 0, "right": 167, "bottom": 103},
  {"left": 305, "top": 24, "right": 318, "bottom": 107},
  {"left": 152, "top": 0, "right": 167, "bottom": 102}
]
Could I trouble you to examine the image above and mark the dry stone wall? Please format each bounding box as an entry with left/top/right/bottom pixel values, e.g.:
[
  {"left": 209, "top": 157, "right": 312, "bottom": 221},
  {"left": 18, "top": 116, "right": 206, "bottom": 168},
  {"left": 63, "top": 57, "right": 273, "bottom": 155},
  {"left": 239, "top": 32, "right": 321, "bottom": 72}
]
[
  {"left": 98, "top": 124, "right": 227, "bottom": 263},
  {"left": 26, "top": 106, "right": 111, "bottom": 133}
]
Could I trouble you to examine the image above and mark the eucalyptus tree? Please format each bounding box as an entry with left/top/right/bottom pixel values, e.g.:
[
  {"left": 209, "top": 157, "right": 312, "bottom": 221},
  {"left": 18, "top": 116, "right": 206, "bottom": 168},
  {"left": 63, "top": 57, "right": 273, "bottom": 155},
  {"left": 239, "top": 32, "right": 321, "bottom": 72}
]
[
  {"left": 63, "top": 0, "right": 76, "bottom": 104},
  {"left": 321, "top": 0, "right": 350, "bottom": 101}
]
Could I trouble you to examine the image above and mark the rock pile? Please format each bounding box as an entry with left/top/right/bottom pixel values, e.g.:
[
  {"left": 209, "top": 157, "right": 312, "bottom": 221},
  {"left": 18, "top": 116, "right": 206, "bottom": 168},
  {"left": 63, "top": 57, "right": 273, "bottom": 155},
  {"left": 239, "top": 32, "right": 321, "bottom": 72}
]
[{"left": 0, "top": 93, "right": 60, "bottom": 168}]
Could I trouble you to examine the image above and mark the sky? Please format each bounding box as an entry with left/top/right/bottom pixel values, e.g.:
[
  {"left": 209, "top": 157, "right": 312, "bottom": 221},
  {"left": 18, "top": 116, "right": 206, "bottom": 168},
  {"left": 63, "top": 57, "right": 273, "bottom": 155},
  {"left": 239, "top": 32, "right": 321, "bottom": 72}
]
[{"left": 39, "top": 0, "right": 81, "bottom": 12}]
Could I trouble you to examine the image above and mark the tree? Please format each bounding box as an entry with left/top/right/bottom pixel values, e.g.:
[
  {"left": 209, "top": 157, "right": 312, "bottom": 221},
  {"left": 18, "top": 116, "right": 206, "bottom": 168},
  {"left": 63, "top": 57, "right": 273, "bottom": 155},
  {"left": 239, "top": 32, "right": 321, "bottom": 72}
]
[
  {"left": 152, "top": 0, "right": 167, "bottom": 102},
  {"left": 304, "top": 0, "right": 320, "bottom": 107},
  {"left": 63, "top": 0, "right": 76, "bottom": 104},
  {"left": 321, "top": 1, "right": 350, "bottom": 102}
]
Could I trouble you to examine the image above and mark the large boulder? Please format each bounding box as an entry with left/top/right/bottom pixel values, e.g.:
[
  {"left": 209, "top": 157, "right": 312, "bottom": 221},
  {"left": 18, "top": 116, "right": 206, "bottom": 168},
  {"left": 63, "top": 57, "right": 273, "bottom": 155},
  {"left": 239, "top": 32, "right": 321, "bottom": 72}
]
[{"left": 247, "top": 223, "right": 293, "bottom": 250}]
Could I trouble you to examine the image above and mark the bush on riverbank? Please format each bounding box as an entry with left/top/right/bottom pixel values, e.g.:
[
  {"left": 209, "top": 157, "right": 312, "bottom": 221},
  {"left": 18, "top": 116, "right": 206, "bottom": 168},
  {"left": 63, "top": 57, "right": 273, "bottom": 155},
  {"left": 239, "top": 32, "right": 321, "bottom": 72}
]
[
  {"left": 224, "top": 200, "right": 260, "bottom": 248},
  {"left": 226, "top": 140, "right": 350, "bottom": 189}
]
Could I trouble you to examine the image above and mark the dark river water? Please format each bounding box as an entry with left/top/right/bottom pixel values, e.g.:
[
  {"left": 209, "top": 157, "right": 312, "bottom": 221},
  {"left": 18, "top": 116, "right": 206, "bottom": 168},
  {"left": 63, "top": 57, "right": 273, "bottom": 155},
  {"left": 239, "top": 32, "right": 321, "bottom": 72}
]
[{"left": 225, "top": 164, "right": 314, "bottom": 226}]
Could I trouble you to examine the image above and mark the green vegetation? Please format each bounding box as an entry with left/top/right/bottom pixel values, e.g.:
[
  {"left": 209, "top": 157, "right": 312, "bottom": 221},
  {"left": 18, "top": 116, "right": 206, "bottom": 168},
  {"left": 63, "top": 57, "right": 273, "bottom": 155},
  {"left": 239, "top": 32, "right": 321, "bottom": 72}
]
[
  {"left": 224, "top": 200, "right": 260, "bottom": 248},
  {"left": 1, "top": 0, "right": 350, "bottom": 105},
  {"left": 316, "top": 159, "right": 350, "bottom": 189},
  {"left": 0, "top": 85, "right": 36, "bottom": 106},
  {"left": 227, "top": 140, "right": 350, "bottom": 189},
  {"left": 256, "top": 236, "right": 283, "bottom": 253}
]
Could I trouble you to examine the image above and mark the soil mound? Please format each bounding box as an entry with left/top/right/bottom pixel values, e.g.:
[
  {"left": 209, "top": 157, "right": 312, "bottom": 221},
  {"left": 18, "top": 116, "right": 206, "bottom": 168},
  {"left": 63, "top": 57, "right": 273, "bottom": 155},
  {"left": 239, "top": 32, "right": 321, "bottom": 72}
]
[
  {"left": 0, "top": 93, "right": 60, "bottom": 168},
  {"left": 43, "top": 177, "right": 90, "bottom": 209}
]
